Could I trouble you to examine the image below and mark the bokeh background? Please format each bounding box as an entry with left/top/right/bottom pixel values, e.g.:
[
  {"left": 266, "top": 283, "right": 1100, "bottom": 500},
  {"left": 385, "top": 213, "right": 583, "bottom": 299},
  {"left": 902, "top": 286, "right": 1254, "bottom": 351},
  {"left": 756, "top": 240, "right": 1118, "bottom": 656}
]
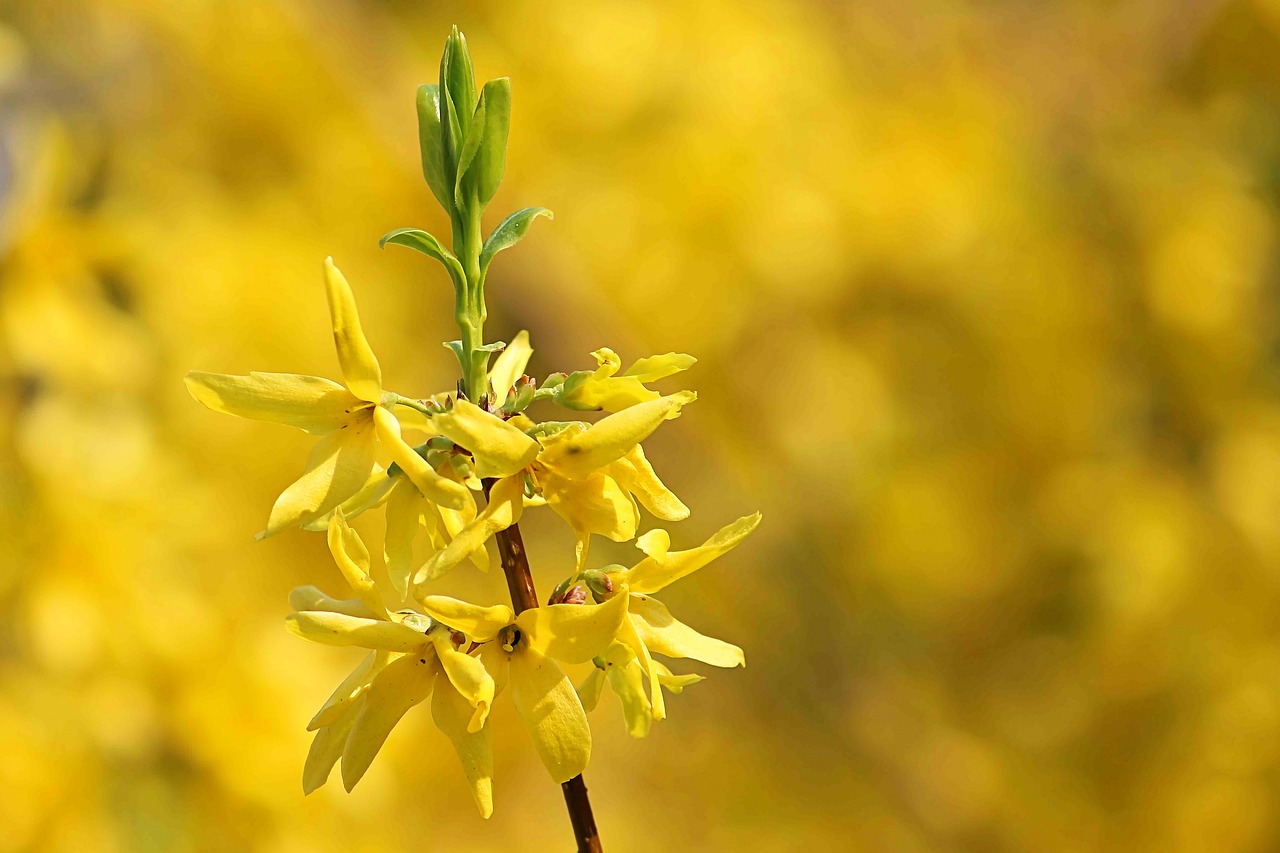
[{"left": 3, "top": 0, "right": 1280, "bottom": 850}]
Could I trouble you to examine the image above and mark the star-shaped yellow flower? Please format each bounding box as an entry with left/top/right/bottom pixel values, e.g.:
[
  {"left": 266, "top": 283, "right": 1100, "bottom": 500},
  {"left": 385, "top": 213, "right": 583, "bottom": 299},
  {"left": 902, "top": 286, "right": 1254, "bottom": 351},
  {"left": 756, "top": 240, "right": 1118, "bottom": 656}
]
[{"left": 185, "top": 258, "right": 471, "bottom": 536}]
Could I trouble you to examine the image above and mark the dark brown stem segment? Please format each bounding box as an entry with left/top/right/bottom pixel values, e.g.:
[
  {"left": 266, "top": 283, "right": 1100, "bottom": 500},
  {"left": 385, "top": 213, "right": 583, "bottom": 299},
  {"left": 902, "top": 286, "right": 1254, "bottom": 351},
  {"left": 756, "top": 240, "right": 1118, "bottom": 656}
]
[{"left": 483, "top": 479, "right": 604, "bottom": 853}]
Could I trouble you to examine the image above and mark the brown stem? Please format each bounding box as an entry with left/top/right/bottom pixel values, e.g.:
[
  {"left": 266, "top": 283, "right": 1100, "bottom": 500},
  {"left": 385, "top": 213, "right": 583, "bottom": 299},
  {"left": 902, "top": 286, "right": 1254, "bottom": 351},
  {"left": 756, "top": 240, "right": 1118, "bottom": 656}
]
[{"left": 483, "top": 479, "right": 604, "bottom": 853}]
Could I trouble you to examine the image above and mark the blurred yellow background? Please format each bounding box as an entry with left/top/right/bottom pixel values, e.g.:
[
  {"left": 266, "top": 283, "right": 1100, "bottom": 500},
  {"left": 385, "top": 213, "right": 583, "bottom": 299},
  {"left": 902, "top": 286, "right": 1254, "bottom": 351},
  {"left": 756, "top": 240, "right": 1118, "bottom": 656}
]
[{"left": 4, "top": 0, "right": 1280, "bottom": 850}]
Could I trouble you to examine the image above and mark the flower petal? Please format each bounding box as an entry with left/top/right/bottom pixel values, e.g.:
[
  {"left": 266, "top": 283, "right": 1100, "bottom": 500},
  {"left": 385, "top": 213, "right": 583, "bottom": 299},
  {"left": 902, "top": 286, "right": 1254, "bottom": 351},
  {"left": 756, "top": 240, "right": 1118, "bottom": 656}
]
[
  {"left": 324, "top": 258, "right": 382, "bottom": 402},
  {"left": 604, "top": 643, "right": 652, "bottom": 738},
  {"left": 515, "top": 591, "right": 628, "bottom": 665},
  {"left": 488, "top": 330, "right": 532, "bottom": 406},
  {"left": 303, "top": 698, "right": 360, "bottom": 794},
  {"left": 429, "top": 399, "right": 539, "bottom": 478},
  {"left": 622, "top": 353, "right": 696, "bottom": 382},
  {"left": 327, "top": 511, "right": 385, "bottom": 616},
  {"left": 431, "top": 671, "right": 495, "bottom": 818},
  {"left": 373, "top": 406, "right": 471, "bottom": 511},
  {"left": 538, "top": 392, "right": 695, "bottom": 477},
  {"left": 184, "top": 371, "right": 357, "bottom": 434},
  {"left": 509, "top": 645, "right": 591, "bottom": 784},
  {"left": 262, "top": 415, "right": 377, "bottom": 537},
  {"left": 286, "top": 610, "right": 430, "bottom": 653},
  {"left": 575, "top": 667, "right": 606, "bottom": 713},
  {"left": 627, "top": 594, "right": 744, "bottom": 668},
  {"left": 416, "top": 596, "right": 514, "bottom": 643},
  {"left": 431, "top": 632, "right": 495, "bottom": 732},
  {"left": 622, "top": 513, "right": 761, "bottom": 594},
  {"left": 414, "top": 475, "right": 523, "bottom": 584},
  {"left": 288, "top": 586, "right": 376, "bottom": 619},
  {"left": 341, "top": 653, "right": 437, "bottom": 790},
  {"left": 301, "top": 464, "right": 397, "bottom": 531},
  {"left": 383, "top": 480, "right": 422, "bottom": 599},
  {"left": 542, "top": 469, "right": 638, "bottom": 543},
  {"left": 652, "top": 659, "right": 705, "bottom": 694},
  {"left": 308, "top": 651, "right": 390, "bottom": 731},
  {"left": 607, "top": 444, "right": 688, "bottom": 522}
]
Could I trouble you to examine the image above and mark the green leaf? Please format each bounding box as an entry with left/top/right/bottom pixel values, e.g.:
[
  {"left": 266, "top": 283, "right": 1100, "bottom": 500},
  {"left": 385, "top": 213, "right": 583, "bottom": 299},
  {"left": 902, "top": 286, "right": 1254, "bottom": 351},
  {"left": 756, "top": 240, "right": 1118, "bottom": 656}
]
[
  {"left": 453, "top": 94, "right": 486, "bottom": 208},
  {"left": 416, "top": 85, "right": 450, "bottom": 211},
  {"left": 480, "top": 207, "right": 553, "bottom": 274},
  {"left": 460, "top": 78, "right": 511, "bottom": 209},
  {"left": 440, "top": 27, "right": 477, "bottom": 152},
  {"left": 379, "top": 228, "right": 466, "bottom": 290}
]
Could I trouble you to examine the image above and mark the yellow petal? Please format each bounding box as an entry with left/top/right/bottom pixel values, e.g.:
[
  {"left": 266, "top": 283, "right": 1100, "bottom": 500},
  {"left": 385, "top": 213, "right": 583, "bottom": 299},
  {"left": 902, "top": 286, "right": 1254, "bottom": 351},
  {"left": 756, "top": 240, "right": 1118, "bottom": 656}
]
[
  {"left": 576, "top": 667, "right": 607, "bottom": 712},
  {"left": 478, "top": 641, "right": 511, "bottom": 695},
  {"left": 622, "top": 353, "right": 696, "bottom": 382},
  {"left": 327, "top": 511, "right": 385, "bottom": 616},
  {"left": 301, "top": 464, "right": 396, "bottom": 531},
  {"left": 622, "top": 513, "right": 761, "bottom": 594},
  {"left": 373, "top": 406, "right": 471, "bottom": 511},
  {"left": 627, "top": 594, "right": 744, "bottom": 668},
  {"left": 286, "top": 611, "right": 430, "bottom": 653},
  {"left": 429, "top": 399, "right": 539, "bottom": 478},
  {"left": 416, "top": 596, "right": 514, "bottom": 643},
  {"left": 391, "top": 401, "right": 439, "bottom": 435},
  {"left": 608, "top": 444, "right": 688, "bottom": 522},
  {"left": 288, "top": 586, "right": 376, "bottom": 619},
  {"left": 431, "top": 632, "right": 495, "bottom": 732},
  {"left": 542, "top": 469, "right": 638, "bottom": 543},
  {"left": 509, "top": 645, "right": 591, "bottom": 783},
  {"left": 431, "top": 671, "right": 495, "bottom": 818},
  {"left": 324, "top": 258, "right": 382, "bottom": 402},
  {"left": 184, "top": 371, "right": 358, "bottom": 434},
  {"left": 516, "top": 590, "right": 629, "bottom": 665},
  {"left": 308, "top": 651, "right": 390, "bottom": 731},
  {"left": 383, "top": 480, "right": 422, "bottom": 599},
  {"left": 652, "top": 659, "right": 704, "bottom": 695},
  {"left": 414, "top": 475, "right": 523, "bottom": 584},
  {"left": 615, "top": 612, "right": 665, "bottom": 722},
  {"left": 537, "top": 392, "right": 696, "bottom": 477},
  {"left": 488, "top": 330, "right": 532, "bottom": 406},
  {"left": 341, "top": 653, "right": 437, "bottom": 790},
  {"left": 303, "top": 699, "right": 359, "bottom": 794},
  {"left": 262, "top": 417, "right": 377, "bottom": 536},
  {"left": 603, "top": 643, "right": 652, "bottom": 738}
]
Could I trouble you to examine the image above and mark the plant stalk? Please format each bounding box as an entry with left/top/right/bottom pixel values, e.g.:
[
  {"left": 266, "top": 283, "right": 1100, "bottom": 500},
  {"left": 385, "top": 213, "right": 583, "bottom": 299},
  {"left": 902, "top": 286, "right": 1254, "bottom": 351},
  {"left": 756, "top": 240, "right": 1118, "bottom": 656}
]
[{"left": 482, "top": 478, "right": 604, "bottom": 853}]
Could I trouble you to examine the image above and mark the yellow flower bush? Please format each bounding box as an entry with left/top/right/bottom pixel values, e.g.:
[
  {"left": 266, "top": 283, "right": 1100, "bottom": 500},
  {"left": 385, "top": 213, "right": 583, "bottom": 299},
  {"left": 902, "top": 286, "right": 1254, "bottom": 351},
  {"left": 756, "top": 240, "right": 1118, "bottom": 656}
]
[{"left": 184, "top": 27, "right": 758, "bottom": 848}]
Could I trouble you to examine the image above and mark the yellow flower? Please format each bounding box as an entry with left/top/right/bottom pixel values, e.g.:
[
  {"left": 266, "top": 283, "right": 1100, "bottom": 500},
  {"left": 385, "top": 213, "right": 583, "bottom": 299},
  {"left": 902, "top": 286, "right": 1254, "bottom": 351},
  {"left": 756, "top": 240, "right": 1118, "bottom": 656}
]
[
  {"left": 417, "top": 591, "right": 629, "bottom": 784},
  {"left": 557, "top": 348, "right": 696, "bottom": 412},
  {"left": 580, "top": 513, "right": 760, "bottom": 733},
  {"left": 185, "top": 258, "right": 471, "bottom": 536},
  {"left": 286, "top": 512, "right": 498, "bottom": 815}
]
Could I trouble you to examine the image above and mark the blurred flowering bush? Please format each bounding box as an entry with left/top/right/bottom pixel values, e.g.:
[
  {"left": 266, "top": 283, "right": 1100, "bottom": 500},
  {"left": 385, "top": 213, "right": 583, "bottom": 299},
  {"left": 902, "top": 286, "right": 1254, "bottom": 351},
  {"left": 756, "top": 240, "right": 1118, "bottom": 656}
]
[{"left": 6, "top": 1, "right": 1280, "bottom": 850}]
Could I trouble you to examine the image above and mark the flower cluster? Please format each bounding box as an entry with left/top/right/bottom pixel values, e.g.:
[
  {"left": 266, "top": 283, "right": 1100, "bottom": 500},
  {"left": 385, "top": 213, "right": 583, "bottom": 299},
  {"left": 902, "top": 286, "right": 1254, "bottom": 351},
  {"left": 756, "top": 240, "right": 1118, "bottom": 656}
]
[{"left": 185, "top": 28, "right": 758, "bottom": 821}]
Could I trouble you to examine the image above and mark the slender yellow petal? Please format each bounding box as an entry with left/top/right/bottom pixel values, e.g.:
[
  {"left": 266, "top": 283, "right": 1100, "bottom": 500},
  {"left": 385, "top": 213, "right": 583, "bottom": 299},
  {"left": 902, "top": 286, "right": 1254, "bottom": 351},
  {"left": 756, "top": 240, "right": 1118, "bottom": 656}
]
[
  {"left": 622, "top": 513, "right": 762, "bottom": 594},
  {"left": 431, "top": 632, "right": 495, "bottom": 732},
  {"left": 302, "top": 464, "right": 396, "bottom": 531},
  {"left": 576, "top": 667, "right": 606, "bottom": 712},
  {"left": 516, "top": 591, "right": 629, "bottom": 665},
  {"left": 327, "top": 511, "right": 385, "bottom": 616},
  {"left": 652, "top": 659, "right": 705, "bottom": 694},
  {"left": 431, "top": 672, "right": 495, "bottom": 818},
  {"left": 538, "top": 392, "right": 695, "bottom": 477},
  {"left": 488, "top": 330, "right": 532, "bottom": 405},
  {"left": 323, "top": 258, "right": 382, "bottom": 402},
  {"left": 542, "top": 469, "right": 638, "bottom": 543},
  {"left": 622, "top": 353, "right": 696, "bottom": 382},
  {"left": 308, "top": 651, "right": 389, "bottom": 731},
  {"left": 262, "top": 416, "right": 377, "bottom": 537},
  {"left": 286, "top": 611, "right": 430, "bottom": 653},
  {"left": 414, "top": 475, "right": 523, "bottom": 584},
  {"left": 372, "top": 406, "right": 471, "bottom": 511},
  {"left": 607, "top": 444, "right": 688, "bottom": 522},
  {"left": 509, "top": 646, "right": 591, "bottom": 783},
  {"left": 429, "top": 399, "right": 539, "bottom": 478},
  {"left": 341, "top": 653, "right": 437, "bottom": 791},
  {"left": 627, "top": 594, "right": 744, "bottom": 668},
  {"left": 416, "top": 596, "right": 514, "bottom": 643},
  {"left": 184, "top": 371, "right": 358, "bottom": 434},
  {"left": 303, "top": 699, "right": 359, "bottom": 794},
  {"left": 383, "top": 480, "right": 422, "bottom": 598},
  {"left": 288, "top": 586, "right": 376, "bottom": 619},
  {"left": 603, "top": 644, "right": 652, "bottom": 738},
  {"left": 615, "top": 612, "right": 665, "bottom": 722},
  {"left": 478, "top": 641, "right": 510, "bottom": 695}
]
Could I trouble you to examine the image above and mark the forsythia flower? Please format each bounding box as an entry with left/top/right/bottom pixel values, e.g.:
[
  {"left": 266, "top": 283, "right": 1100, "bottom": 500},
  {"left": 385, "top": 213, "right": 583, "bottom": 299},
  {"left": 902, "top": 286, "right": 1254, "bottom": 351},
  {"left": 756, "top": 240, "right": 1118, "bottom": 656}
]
[
  {"left": 185, "top": 259, "right": 471, "bottom": 535},
  {"left": 287, "top": 512, "right": 499, "bottom": 814},
  {"left": 576, "top": 513, "right": 761, "bottom": 734},
  {"left": 416, "top": 590, "right": 629, "bottom": 783},
  {"left": 556, "top": 348, "right": 696, "bottom": 412}
]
